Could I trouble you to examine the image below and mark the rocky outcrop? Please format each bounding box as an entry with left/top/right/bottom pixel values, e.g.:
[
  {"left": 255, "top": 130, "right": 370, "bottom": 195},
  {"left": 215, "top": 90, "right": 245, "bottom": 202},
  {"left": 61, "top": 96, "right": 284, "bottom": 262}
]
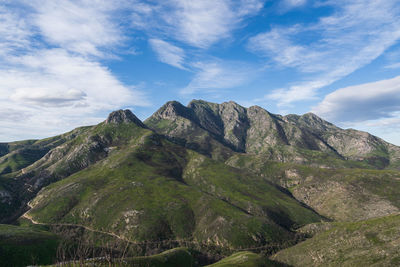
[
  {"left": 106, "top": 109, "right": 146, "bottom": 128},
  {"left": 146, "top": 100, "right": 400, "bottom": 169}
]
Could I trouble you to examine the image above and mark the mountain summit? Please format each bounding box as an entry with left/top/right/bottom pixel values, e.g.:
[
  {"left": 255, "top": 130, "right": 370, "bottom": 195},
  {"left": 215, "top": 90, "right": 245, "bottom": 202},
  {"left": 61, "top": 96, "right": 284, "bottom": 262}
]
[{"left": 106, "top": 109, "right": 145, "bottom": 127}]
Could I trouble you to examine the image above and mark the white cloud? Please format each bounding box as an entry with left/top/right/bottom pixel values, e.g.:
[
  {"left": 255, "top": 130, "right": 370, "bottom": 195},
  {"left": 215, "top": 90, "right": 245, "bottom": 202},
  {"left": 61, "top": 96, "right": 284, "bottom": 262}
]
[
  {"left": 0, "top": 1, "right": 150, "bottom": 141},
  {"left": 0, "top": 5, "right": 32, "bottom": 57},
  {"left": 164, "top": 0, "right": 236, "bottom": 48},
  {"left": 248, "top": 0, "right": 400, "bottom": 106},
  {"left": 0, "top": 49, "right": 150, "bottom": 141},
  {"left": 312, "top": 75, "right": 400, "bottom": 122},
  {"left": 10, "top": 88, "right": 86, "bottom": 106},
  {"left": 1, "top": 49, "right": 149, "bottom": 109},
  {"left": 385, "top": 62, "right": 400, "bottom": 69},
  {"left": 286, "top": 0, "right": 306, "bottom": 6},
  {"left": 132, "top": 0, "right": 265, "bottom": 48},
  {"left": 180, "top": 61, "right": 254, "bottom": 95},
  {"left": 28, "top": 0, "right": 127, "bottom": 57},
  {"left": 149, "top": 39, "right": 186, "bottom": 69},
  {"left": 280, "top": 0, "right": 307, "bottom": 10}
]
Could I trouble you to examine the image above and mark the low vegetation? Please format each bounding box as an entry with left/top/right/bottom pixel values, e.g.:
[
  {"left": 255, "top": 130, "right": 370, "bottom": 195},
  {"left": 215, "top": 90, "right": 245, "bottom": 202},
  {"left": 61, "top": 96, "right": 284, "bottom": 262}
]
[
  {"left": 0, "top": 224, "right": 59, "bottom": 267},
  {"left": 272, "top": 214, "right": 400, "bottom": 266}
]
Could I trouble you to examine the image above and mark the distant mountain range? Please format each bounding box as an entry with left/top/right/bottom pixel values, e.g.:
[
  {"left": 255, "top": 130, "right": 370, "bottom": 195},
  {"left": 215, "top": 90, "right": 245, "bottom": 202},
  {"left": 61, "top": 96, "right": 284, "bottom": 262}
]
[{"left": 1, "top": 100, "right": 400, "bottom": 266}]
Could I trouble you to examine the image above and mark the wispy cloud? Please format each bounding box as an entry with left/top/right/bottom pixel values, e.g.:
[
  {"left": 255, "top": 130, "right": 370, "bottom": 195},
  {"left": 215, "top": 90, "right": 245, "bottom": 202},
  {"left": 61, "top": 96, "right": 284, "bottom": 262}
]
[
  {"left": 180, "top": 60, "right": 254, "bottom": 96},
  {"left": 279, "top": 0, "right": 307, "bottom": 12},
  {"left": 385, "top": 62, "right": 400, "bottom": 69},
  {"left": 132, "top": 0, "right": 265, "bottom": 48},
  {"left": 28, "top": 0, "right": 128, "bottom": 57},
  {"left": 0, "top": 5, "right": 32, "bottom": 57},
  {"left": 284, "top": 0, "right": 307, "bottom": 7},
  {"left": 149, "top": 39, "right": 186, "bottom": 69},
  {"left": 248, "top": 0, "right": 400, "bottom": 106}
]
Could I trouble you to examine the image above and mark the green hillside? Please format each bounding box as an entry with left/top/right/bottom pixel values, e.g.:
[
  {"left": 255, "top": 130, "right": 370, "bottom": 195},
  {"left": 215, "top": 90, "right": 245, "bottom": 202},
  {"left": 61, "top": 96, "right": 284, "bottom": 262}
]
[
  {"left": 44, "top": 247, "right": 195, "bottom": 267},
  {"left": 0, "top": 224, "right": 59, "bottom": 267},
  {"left": 26, "top": 115, "right": 321, "bottom": 249},
  {"left": 207, "top": 251, "right": 283, "bottom": 267},
  {"left": 272, "top": 214, "right": 400, "bottom": 266},
  {"left": 226, "top": 154, "right": 400, "bottom": 221}
]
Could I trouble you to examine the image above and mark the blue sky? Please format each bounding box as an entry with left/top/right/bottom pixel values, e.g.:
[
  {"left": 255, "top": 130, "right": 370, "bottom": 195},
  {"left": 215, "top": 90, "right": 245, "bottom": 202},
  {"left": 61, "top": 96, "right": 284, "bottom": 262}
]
[{"left": 1, "top": 0, "right": 400, "bottom": 145}]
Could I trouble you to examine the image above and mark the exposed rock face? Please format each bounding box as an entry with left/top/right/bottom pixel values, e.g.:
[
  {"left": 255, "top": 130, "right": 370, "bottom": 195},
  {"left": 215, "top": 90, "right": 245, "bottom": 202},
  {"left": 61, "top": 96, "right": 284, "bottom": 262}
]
[
  {"left": 145, "top": 100, "right": 234, "bottom": 159},
  {"left": 188, "top": 100, "right": 249, "bottom": 151},
  {"left": 146, "top": 100, "right": 400, "bottom": 169},
  {"left": 246, "top": 106, "right": 288, "bottom": 151},
  {"left": 106, "top": 109, "right": 146, "bottom": 127},
  {"left": 154, "top": 101, "right": 196, "bottom": 121}
]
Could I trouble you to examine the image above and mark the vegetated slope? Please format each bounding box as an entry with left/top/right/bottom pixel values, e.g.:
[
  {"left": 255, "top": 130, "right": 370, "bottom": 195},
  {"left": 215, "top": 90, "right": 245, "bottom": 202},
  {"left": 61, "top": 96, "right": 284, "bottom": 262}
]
[
  {"left": 44, "top": 247, "right": 195, "bottom": 267},
  {"left": 0, "top": 110, "right": 144, "bottom": 222},
  {"left": 272, "top": 214, "right": 400, "bottom": 267},
  {"left": 0, "top": 127, "right": 90, "bottom": 175},
  {"left": 146, "top": 100, "right": 400, "bottom": 170},
  {"left": 0, "top": 224, "right": 59, "bottom": 267},
  {"left": 25, "top": 111, "right": 322, "bottom": 249},
  {"left": 206, "top": 251, "right": 284, "bottom": 267},
  {"left": 0, "top": 110, "right": 146, "bottom": 223},
  {"left": 0, "top": 127, "right": 93, "bottom": 223},
  {"left": 226, "top": 155, "right": 400, "bottom": 221}
]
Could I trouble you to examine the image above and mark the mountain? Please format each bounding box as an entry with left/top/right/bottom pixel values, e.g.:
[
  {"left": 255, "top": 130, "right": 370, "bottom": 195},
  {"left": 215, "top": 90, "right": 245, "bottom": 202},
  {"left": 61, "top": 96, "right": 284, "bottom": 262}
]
[
  {"left": 146, "top": 100, "right": 400, "bottom": 169},
  {"left": 146, "top": 100, "right": 400, "bottom": 222},
  {"left": 1, "top": 100, "right": 400, "bottom": 266},
  {"left": 1, "top": 109, "right": 322, "bottom": 251}
]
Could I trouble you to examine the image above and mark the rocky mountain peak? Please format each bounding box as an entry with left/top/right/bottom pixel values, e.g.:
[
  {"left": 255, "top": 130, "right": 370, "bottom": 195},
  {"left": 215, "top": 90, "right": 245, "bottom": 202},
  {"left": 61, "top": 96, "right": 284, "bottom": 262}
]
[
  {"left": 105, "top": 109, "right": 145, "bottom": 127},
  {"left": 152, "top": 101, "right": 193, "bottom": 120}
]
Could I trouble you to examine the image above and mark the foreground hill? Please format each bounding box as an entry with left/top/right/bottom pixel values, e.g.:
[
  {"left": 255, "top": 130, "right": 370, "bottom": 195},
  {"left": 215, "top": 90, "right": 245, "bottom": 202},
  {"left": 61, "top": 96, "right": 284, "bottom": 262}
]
[
  {"left": 272, "top": 214, "right": 400, "bottom": 266},
  {"left": 0, "top": 224, "right": 58, "bottom": 266}
]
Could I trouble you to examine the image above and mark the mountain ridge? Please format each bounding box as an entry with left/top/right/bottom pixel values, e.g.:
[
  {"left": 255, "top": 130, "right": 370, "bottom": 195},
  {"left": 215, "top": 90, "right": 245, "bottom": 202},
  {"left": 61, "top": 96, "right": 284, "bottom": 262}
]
[{"left": 146, "top": 99, "right": 400, "bottom": 169}]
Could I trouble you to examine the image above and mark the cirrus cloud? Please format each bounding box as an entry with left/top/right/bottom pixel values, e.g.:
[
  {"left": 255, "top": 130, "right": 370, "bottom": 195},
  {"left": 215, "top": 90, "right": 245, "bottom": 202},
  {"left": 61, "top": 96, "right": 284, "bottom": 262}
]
[{"left": 248, "top": 0, "right": 400, "bottom": 106}]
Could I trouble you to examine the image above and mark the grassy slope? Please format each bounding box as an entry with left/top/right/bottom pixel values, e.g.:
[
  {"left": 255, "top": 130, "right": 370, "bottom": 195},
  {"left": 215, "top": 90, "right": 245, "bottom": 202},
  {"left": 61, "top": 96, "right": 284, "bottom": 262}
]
[
  {"left": 207, "top": 251, "right": 284, "bottom": 267},
  {"left": 0, "top": 127, "right": 90, "bottom": 175},
  {"left": 45, "top": 247, "right": 194, "bottom": 267},
  {"left": 26, "top": 123, "right": 321, "bottom": 249},
  {"left": 272, "top": 214, "right": 400, "bottom": 267},
  {"left": 227, "top": 154, "right": 400, "bottom": 221},
  {"left": 0, "top": 224, "right": 59, "bottom": 267}
]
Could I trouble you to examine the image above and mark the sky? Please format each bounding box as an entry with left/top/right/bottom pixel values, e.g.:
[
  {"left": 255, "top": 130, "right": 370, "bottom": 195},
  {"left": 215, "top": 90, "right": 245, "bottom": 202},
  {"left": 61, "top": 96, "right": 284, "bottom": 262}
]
[{"left": 1, "top": 0, "right": 400, "bottom": 145}]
